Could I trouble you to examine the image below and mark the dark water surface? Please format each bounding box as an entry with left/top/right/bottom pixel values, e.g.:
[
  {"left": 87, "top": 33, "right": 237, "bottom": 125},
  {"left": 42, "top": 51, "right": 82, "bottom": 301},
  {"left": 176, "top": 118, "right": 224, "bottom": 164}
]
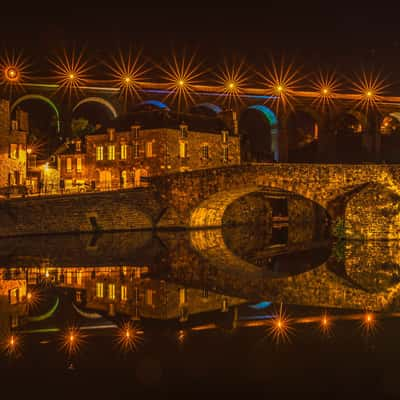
[{"left": 1, "top": 226, "right": 400, "bottom": 398}]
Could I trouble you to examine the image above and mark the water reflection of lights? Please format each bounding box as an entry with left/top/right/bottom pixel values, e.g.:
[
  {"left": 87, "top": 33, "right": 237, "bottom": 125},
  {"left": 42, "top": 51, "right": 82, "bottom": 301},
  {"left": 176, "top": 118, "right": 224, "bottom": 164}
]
[
  {"left": 59, "top": 327, "right": 85, "bottom": 356},
  {"left": 2, "top": 334, "right": 21, "bottom": 358},
  {"left": 359, "top": 311, "right": 377, "bottom": 336},
  {"left": 115, "top": 321, "right": 144, "bottom": 352},
  {"left": 267, "top": 304, "right": 294, "bottom": 345}
]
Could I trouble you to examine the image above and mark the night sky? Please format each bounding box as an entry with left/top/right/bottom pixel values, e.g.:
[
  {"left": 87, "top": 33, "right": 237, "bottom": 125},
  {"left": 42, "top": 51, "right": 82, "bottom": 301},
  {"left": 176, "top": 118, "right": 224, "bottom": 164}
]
[{"left": 1, "top": 5, "right": 400, "bottom": 91}]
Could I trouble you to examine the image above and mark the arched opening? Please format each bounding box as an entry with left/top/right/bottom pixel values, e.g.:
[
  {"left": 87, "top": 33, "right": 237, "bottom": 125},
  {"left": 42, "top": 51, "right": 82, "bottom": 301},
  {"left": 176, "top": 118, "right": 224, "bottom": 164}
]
[
  {"left": 287, "top": 110, "right": 319, "bottom": 162},
  {"left": 380, "top": 113, "right": 400, "bottom": 162},
  {"left": 190, "top": 103, "right": 222, "bottom": 116},
  {"left": 72, "top": 97, "right": 117, "bottom": 138},
  {"left": 120, "top": 170, "right": 128, "bottom": 188},
  {"left": 134, "top": 168, "right": 149, "bottom": 187},
  {"left": 335, "top": 111, "right": 366, "bottom": 162},
  {"left": 99, "top": 170, "right": 112, "bottom": 190},
  {"left": 239, "top": 104, "right": 279, "bottom": 162},
  {"left": 11, "top": 95, "right": 61, "bottom": 159}
]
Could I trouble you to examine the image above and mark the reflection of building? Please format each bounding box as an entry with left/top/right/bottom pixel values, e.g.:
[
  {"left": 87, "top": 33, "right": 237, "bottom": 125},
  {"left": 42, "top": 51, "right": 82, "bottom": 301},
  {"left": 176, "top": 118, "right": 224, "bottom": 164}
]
[
  {"left": 0, "top": 99, "right": 28, "bottom": 190},
  {"left": 57, "top": 111, "right": 240, "bottom": 191},
  {"left": 0, "top": 269, "right": 28, "bottom": 335},
  {"left": 33, "top": 266, "right": 245, "bottom": 321}
]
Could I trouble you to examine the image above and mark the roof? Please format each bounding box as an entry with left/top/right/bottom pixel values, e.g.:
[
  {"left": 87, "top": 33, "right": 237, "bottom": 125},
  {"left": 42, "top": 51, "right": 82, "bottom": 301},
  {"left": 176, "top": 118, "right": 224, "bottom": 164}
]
[{"left": 89, "top": 110, "right": 230, "bottom": 135}]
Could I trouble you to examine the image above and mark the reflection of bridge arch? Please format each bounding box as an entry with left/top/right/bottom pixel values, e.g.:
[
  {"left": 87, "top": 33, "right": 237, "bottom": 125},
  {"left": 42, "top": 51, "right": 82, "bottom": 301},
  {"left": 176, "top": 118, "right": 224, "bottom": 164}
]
[
  {"left": 240, "top": 104, "right": 279, "bottom": 161},
  {"left": 135, "top": 100, "right": 170, "bottom": 110},
  {"left": 11, "top": 94, "right": 61, "bottom": 133},
  {"left": 73, "top": 97, "right": 118, "bottom": 118},
  {"left": 191, "top": 103, "right": 222, "bottom": 114}
]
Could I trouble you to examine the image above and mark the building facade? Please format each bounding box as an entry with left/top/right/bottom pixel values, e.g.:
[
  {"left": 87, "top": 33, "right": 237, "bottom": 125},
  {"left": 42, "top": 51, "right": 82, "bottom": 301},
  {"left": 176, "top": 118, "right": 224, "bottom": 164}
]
[
  {"left": 58, "top": 111, "right": 241, "bottom": 191},
  {"left": 0, "top": 99, "right": 28, "bottom": 191}
]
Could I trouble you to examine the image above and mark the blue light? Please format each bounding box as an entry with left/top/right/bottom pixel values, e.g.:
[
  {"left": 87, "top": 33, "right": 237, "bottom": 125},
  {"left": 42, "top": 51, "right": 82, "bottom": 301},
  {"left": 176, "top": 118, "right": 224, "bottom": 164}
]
[
  {"left": 248, "top": 104, "right": 280, "bottom": 161},
  {"left": 137, "top": 99, "right": 170, "bottom": 110},
  {"left": 248, "top": 301, "right": 272, "bottom": 310},
  {"left": 194, "top": 102, "right": 223, "bottom": 114}
]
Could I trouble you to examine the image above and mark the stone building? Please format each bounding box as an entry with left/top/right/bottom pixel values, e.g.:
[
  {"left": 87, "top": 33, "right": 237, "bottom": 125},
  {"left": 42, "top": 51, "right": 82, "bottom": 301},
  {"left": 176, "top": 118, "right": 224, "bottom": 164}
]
[
  {"left": 0, "top": 99, "right": 28, "bottom": 190},
  {"left": 58, "top": 110, "right": 240, "bottom": 191}
]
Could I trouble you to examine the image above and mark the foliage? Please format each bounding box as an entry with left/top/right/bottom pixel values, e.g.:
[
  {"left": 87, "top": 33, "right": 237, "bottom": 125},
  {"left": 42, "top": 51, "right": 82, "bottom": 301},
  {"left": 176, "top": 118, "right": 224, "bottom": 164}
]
[{"left": 71, "top": 117, "right": 95, "bottom": 138}]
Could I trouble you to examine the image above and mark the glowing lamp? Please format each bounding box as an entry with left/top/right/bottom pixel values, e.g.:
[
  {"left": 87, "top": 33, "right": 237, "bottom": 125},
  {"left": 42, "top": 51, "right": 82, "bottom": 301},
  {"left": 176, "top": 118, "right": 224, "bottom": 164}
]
[
  {"left": 124, "top": 76, "right": 131, "bottom": 84},
  {"left": 69, "top": 73, "right": 75, "bottom": 80},
  {"left": 322, "top": 88, "right": 329, "bottom": 95},
  {"left": 276, "top": 84, "right": 284, "bottom": 94},
  {"left": 27, "top": 292, "right": 32, "bottom": 301},
  {"left": 5, "top": 66, "right": 19, "bottom": 81},
  {"left": 27, "top": 147, "right": 32, "bottom": 154},
  {"left": 69, "top": 334, "right": 75, "bottom": 343},
  {"left": 178, "top": 79, "right": 185, "bottom": 87},
  {"left": 227, "top": 81, "right": 235, "bottom": 90},
  {"left": 366, "top": 90, "right": 373, "bottom": 98}
]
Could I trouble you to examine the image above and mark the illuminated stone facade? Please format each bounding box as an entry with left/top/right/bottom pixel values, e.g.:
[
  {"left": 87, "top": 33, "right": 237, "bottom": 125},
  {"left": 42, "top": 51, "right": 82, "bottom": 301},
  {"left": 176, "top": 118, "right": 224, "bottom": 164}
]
[
  {"left": 0, "top": 99, "right": 28, "bottom": 190},
  {"left": 58, "top": 111, "right": 240, "bottom": 191}
]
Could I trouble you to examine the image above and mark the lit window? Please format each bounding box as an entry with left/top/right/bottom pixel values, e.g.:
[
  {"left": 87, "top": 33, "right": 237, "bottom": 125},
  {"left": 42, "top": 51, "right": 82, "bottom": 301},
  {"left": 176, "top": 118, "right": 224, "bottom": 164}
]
[
  {"left": 145, "top": 289, "right": 153, "bottom": 305},
  {"left": 108, "top": 145, "right": 115, "bottom": 160},
  {"left": 223, "top": 147, "right": 228, "bottom": 162},
  {"left": 179, "top": 288, "right": 187, "bottom": 305},
  {"left": 76, "top": 157, "right": 82, "bottom": 172},
  {"left": 120, "top": 144, "right": 128, "bottom": 160},
  {"left": 76, "top": 141, "right": 81, "bottom": 152},
  {"left": 96, "top": 282, "right": 104, "bottom": 298},
  {"left": 108, "top": 283, "right": 115, "bottom": 300},
  {"left": 145, "top": 142, "right": 153, "bottom": 158},
  {"left": 121, "top": 285, "right": 128, "bottom": 301},
  {"left": 133, "top": 143, "right": 140, "bottom": 158},
  {"left": 180, "top": 126, "right": 188, "bottom": 138},
  {"left": 108, "top": 129, "right": 115, "bottom": 141},
  {"left": 96, "top": 146, "right": 104, "bottom": 161},
  {"left": 66, "top": 158, "right": 72, "bottom": 172},
  {"left": 179, "top": 141, "right": 188, "bottom": 158},
  {"left": 202, "top": 144, "right": 209, "bottom": 159},
  {"left": 66, "top": 271, "right": 72, "bottom": 284}
]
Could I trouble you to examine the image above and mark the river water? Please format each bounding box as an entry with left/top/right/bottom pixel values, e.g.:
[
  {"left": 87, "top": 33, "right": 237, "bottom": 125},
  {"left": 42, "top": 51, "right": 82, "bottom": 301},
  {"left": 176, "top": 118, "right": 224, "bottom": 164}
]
[{"left": 1, "top": 224, "right": 400, "bottom": 398}]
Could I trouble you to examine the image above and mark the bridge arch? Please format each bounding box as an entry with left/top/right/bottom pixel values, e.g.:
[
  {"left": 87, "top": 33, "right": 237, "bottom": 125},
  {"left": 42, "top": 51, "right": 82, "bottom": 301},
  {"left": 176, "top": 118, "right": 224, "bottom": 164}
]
[
  {"left": 239, "top": 104, "right": 279, "bottom": 162},
  {"left": 379, "top": 112, "right": 400, "bottom": 162},
  {"left": 73, "top": 97, "right": 118, "bottom": 119},
  {"left": 11, "top": 94, "right": 61, "bottom": 133}
]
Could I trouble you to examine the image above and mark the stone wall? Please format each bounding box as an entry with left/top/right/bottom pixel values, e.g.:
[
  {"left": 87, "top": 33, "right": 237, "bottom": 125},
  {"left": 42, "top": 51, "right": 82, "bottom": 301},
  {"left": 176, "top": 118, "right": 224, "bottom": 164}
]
[{"left": 0, "top": 188, "right": 163, "bottom": 237}]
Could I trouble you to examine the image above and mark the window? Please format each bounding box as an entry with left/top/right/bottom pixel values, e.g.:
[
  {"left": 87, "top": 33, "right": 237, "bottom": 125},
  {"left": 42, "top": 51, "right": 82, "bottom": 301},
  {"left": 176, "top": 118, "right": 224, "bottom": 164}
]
[
  {"left": 108, "top": 283, "right": 116, "bottom": 300},
  {"left": 201, "top": 144, "right": 209, "bottom": 159},
  {"left": 131, "top": 126, "right": 139, "bottom": 139},
  {"left": 9, "top": 288, "right": 19, "bottom": 305},
  {"left": 222, "top": 130, "right": 228, "bottom": 143},
  {"left": 66, "top": 157, "right": 72, "bottom": 172},
  {"left": 76, "top": 141, "right": 81, "bottom": 152},
  {"left": 11, "top": 120, "right": 18, "bottom": 131},
  {"left": 180, "top": 124, "right": 188, "bottom": 138},
  {"left": 108, "top": 129, "right": 115, "bottom": 141},
  {"left": 96, "top": 282, "right": 104, "bottom": 298},
  {"left": 121, "top": 285, "right": 128, "bottom": 301},
  {"left": 108, "top": 145, "right": 115, "bottom": 160},
  {"left": 179, "top": 141, "right": 188, "bottom": 158},
  {"left": 179, "top": 288, "right": 187, "bottom": 305},
  {"left": 96, "top": 145, "right": 104, "bottom": 161},
  {"left": 76, "top": 157, "right": 82, "bottom": 172},
  {"left": 9, "top": 144, "right": 18, "bottom": 159},
  {"left": 145, "top": 289, "right": 153, "bottom": 305},
  {"left": 133, "top": 143, "right": 140, "bottom": 158},
  {"left": 120, "top": 144, "right": 128, "bottom": 160},
  {"left": 145, "top": 142, "right": 153, "bottom": 158},
  {"left": 223, "top": 147, "right": 229, "bottom": 162}
]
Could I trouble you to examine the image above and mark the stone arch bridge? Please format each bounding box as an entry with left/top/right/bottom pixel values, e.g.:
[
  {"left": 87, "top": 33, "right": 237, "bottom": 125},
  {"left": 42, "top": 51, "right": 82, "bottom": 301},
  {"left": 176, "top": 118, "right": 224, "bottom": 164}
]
[{"left": 151, "top": 163, "right": 400, "bottom": 240}]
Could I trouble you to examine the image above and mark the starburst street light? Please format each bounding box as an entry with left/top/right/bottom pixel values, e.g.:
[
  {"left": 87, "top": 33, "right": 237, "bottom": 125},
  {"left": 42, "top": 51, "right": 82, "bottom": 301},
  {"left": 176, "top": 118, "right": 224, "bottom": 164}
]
[
  {"left": 351, "top": 70, "right": 389, "bottom": 112},
  {"left": 158, "top": 50, "right": 205, "bottom": 113},
  {"left": 259, "top": 57, "right": 303, "bottom": 113},
  {"left": 49, "top": 48, "right": 91, "bottom": 100},
  {"left": 0, "top": 50, "right": 30, "bottom": 96},
  {"left": 59, "top": 326, "right": 85, "bottom": 356},
  {"left": 267, "top": 303, "right": 294, "bottom": 345},
  {"left": 215, "top": 59, "right": 250, "bottom": 108},
  {"left": 311, "top": 71, "right": 341, "bottom": 112},
  {"left": 105, "top": 48, "right": 150, "bottom": 107}
]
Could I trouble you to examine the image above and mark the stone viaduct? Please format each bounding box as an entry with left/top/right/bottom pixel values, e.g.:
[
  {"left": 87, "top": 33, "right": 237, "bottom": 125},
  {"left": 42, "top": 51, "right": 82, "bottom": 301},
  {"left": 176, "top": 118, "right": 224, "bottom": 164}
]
[{"left": 9, "top": 81, "right": 400, "bottom": 163}]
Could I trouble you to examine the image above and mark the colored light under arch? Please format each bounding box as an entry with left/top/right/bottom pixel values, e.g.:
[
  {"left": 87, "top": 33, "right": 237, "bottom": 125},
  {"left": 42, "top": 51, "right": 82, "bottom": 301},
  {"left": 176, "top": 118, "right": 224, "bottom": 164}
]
[
  {"left": 137, "top": 100, "right": 170, "bottom": 110},
  {"left": 193, "top": 102, "right": 222, "bottom": 114},
  {"left": 248, "top": 104, "right": 279, "bottom": 161},
  {"left": 73, "top": 97, "right": 118, "bottom": 119},
  {"left": 11, "top": 94, "right": 61, "bottom": 133}
]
